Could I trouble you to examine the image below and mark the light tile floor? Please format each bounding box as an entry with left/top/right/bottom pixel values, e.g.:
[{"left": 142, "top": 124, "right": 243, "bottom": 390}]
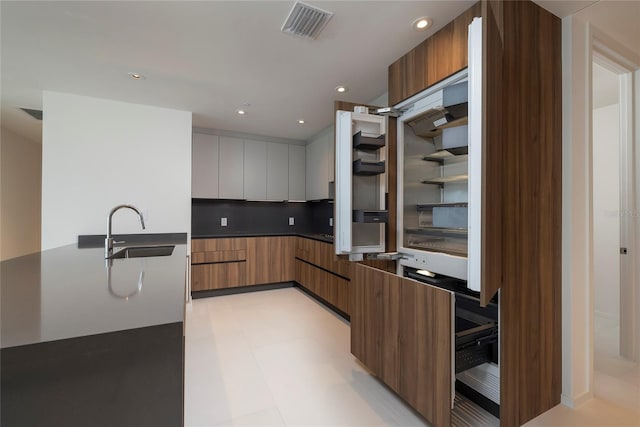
[
  {"left": 185, "top": 287, "right": 640, "bottom": 427},
  {"left": 524, "top": 314, "right": 640, "bottom": 427},
  {"left": 592, "top": 314, "right": 640, "bottom": 413},
  {"left": 185, "top": 287, "right": 433, "bottom": 427}
]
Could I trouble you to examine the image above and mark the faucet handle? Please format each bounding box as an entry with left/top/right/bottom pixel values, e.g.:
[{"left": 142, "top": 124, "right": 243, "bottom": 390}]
[{"left": 113, "top": 240, "right": 126, "bottom": 245}]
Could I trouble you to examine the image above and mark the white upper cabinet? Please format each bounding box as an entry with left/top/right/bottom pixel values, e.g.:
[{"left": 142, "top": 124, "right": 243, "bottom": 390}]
[
  {"left": 218, "top": 136, "right": 244, "bottom": 199},
  {"left": 192, "top": 133, "right": 306, "bottom": 201},
  {"left": 267, "top": 142, "right": 289, "bottom": 201},
  {"left": 305, "top": 131, "right": 331, "bottom": 200},
  {"left": 192, "top": 133, "right": 219, "bottom": 198},
  {"left": 243, "top": 140, "right": 267, "bottom": 200},
  {"left": 288, "top": 145, "right": 306, "bottom": 201}
]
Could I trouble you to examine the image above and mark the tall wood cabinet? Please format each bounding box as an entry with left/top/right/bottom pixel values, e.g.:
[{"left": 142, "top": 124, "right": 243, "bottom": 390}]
[{"left": 349, "top": 1, "right": 562, "bottom": 427}]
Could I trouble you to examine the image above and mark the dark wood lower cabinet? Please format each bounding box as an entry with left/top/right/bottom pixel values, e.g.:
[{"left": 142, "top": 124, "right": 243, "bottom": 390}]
[
  {"left": 191, "top": 261, "right": 247, "bottom": 291},
  {"left": 295, "top": 259, "right": 349, "bottom": 315},
  {"left": 191, "top": 237, "right": 295, "bottom": 290},
  {"left": 351, "top": 264, "right": 453, "bottom": 427}
]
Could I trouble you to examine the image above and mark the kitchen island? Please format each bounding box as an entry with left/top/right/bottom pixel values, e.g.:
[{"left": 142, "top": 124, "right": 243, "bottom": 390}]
[{"left": 0, "top": 234, "right": 188, "bottom": 427}]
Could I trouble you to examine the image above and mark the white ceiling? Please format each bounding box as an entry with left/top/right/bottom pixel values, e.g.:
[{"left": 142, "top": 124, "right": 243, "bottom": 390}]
[
  {"left": 1, "top": 0, "right": 478, "bottom": 144},
  {"left": 4, "top": 1, "right": 634, "bottom": 145},
  {"left": 532, "top": 0, "right": 598, "bottom": 18}
]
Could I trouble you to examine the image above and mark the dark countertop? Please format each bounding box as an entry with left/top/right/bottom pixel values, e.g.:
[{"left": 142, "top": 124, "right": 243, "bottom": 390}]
[
  {"left": 191, "top": 232, "right": 334, "bottom": 244},
  {"left": 1, "top": 237, "right": 188, "bottom": 349}
]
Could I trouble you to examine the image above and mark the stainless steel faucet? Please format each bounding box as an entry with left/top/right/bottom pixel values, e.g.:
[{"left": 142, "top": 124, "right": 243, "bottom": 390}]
[{"left": 105, "top": 204, "right": 146, "bottom": 258}]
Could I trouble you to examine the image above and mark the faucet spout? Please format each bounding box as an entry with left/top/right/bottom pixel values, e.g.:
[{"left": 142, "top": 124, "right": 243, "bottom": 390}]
[{"left": 105, "top": 204, "right": 146, "bottom": 258}]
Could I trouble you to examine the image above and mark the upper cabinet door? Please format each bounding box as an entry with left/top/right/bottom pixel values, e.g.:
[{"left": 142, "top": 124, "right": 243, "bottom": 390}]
[
  {"left": 288, "top": 145, "right": 306, "bottom": 201},
  {"left": 243, "top": 140, "right": 267, "bottom": 200},
  {"left": 335, "top": 111, "right": 387, "bottom": 258},
  {"left": 191, "top": 133, "right": 219, "bottom": 199},
  {"left": 218, "top": 136, "right": 244, "bottom": 199},
  {"left": 266, "top": 142, "right": 289, "bottom": 201},
  {"left": 388, "top": 3, "right": 481, "bottom": 106},
  {"left": 305, "top": 134, "right": 330, "bottom": 200}
]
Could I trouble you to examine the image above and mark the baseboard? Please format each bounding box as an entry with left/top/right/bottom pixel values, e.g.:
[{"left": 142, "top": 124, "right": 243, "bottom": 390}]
[
  {"left": 295, "top": 285, "right": 350, "bottom": 322},
  {"left": 561, "top": 390, "right": 593, "bottom": 408},
  {"left": 191, "top": 282, "right": 295, "bottom": 298}
]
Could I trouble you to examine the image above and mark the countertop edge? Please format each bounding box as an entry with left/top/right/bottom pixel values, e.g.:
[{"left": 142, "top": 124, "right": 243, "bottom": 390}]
[{"left": 191, "top": 233, "right": 333, "bottom": 244}]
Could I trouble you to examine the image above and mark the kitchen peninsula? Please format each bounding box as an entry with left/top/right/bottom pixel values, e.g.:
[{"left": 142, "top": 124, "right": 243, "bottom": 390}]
[{"left": 0, "top": 234, "right": 188, "bottom": 427}]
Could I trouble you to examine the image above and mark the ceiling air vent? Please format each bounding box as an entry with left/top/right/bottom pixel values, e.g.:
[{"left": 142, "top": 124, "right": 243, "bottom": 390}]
[
  {"left": 20, "top": 108, "right": 43, "bottom": 121},
  {"left": 281, "top": 1, "right": 333, "bottom": 40}
]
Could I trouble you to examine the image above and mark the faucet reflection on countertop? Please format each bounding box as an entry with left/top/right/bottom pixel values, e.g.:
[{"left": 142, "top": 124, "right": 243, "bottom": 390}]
[{"left": 105, "top": 204, "right": 145, "bottom": 258}]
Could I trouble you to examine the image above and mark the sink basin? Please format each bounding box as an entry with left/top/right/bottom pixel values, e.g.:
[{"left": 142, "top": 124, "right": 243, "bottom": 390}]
[{"left": 108, "top": 245, "right": 175, "bottom": 259}]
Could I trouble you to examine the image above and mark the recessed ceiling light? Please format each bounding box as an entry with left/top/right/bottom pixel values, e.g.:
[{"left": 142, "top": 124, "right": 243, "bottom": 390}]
[
  {"left": 335, "top": 85, "right": 348, "bottom": 93},
  {"left": 297, "top": 119, "right": 305, "bottom": 124},
  {"left": 237, "top": 109, "right": 246, "bottom": 115},
  {"left": 128, "top": 72, "right": 145, "bottom": 80},
  {"left": 412, "top": 17, "right": 432, "bottom": 31}
]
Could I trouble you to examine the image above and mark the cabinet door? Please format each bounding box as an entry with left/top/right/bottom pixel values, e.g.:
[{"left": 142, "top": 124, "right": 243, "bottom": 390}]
[
  {"left": 305, "top": 137, "right": 320, "bottom": 200},
  {"left": 351, "top": 264, "right": 452, "bottom": 427},
  {"left": 243, "top": 140, "right": 267, "bottom": 200},
  {"left": 191, "top": 133, "right": 219, "bottom": 198},
  {"left": 288, "top": 145, "right": 306, "bottom": 201},
  {"left": 191, "top": 262, "right": 246, "bottom": 290},
  {"left": 305, "top": 133, "right": 329, "bottom": 200},
  {"left": 387, "top": 3, "right": 481, "bottom": 105},
  {"left": 267, "top": 143, "right": 289, "bottom": 201},
  {"left": 276, "top": 236, "right": 296, "bottom": 282},
  {"left": 218, "top": 136, "right": 244, "bottom": 199},
  {"left": 246, "top": 237, "right": 270, "bottom": 285}
]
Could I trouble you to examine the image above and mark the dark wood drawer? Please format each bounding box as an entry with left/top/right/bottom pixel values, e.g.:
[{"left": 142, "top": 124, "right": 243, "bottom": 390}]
[{"left": 191, "top": 262, "right": 246, "bottom": 291}]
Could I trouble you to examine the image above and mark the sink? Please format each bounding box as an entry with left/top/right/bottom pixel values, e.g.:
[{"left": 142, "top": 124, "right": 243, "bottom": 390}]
[{"left": 108, "top": 245, "right": 175, "bottom": 259}]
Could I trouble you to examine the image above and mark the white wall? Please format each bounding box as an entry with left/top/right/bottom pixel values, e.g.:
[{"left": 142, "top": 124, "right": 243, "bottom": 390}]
[
  {"left": 592, "top": 103, "right": 621, "bottom": 318},
  {"left": 0, "top": 128, "right": 42, "bottom": 260},
  {"left": 42, "top": 92, "right": 191, "bottom": 250}
]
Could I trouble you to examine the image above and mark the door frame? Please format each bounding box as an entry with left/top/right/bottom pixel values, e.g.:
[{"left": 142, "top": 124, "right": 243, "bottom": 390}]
[
  {"left": 562, "top": 18, "right": 640, "bottom": 407},
  {"left": 592, "top": 42, "right": 640, "bottom": 363}
]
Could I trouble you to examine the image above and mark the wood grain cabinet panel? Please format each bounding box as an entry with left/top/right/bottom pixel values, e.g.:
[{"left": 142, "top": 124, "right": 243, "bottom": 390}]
[
  {"left": 387, "top": 2, "right": 481, "bottom": 105},
  {"left": 191, "top": 238, "right": 249, "bottom": 290},
  {"left": 295, "top": 259, "right": 349, "bottom": 315},
  {"left": 191, "top": 262, "right": 246, "bottom": 291},
  {"left": 191, "top": 238, "right": 247, "bottom": 252},
  {"left": 191, "top": 250, "right": 246, "bottom": 264},
  {"left": 246, "top": 237, "right": 270, "bottom": 285},
  {"left": 281, "top": 236, "right": 295, "bottom": 282},
  {"left": 384, "top": 2, "right": 561, "bottom": 425},
  {"left": 246, "top": 236, "right": 296, "bottom": 285},
  {"left": 351, "top": 264, "right": 452, "bottom": 427},
  {"left": 498, "top": 1, "right": 563, "bottom": 425}
]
